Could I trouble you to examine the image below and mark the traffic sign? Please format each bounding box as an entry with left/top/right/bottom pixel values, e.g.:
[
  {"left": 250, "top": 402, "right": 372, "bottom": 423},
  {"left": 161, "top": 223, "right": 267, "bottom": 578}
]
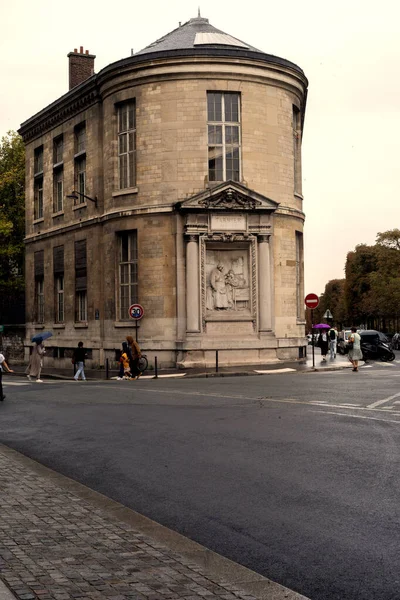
[
  {"left": 323, "top": 309, "right": 333, "bottom": 319},
  {"left": 304, "top": 293, "right": 319, "bottom": 309},
  {"left": 129, "top": 304, "right": 144, "bottom": 320}
]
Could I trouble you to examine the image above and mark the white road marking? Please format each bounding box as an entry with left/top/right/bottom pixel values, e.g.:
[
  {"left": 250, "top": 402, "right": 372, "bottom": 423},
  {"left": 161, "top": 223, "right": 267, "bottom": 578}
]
[
  {"left": 148, "top": 373, "right": 186, "bottom": 379},
  {"left": 111, "top": 374, "right": 186, "bottom": 380},
  {"left": 254, "top": 368, "right": 296, "bottom": 374},
  {"left": 340, "top": 403, "right": 361, "bottom": 407},
  {"left": 361, "top": 365, "right": 373, "bottom": 368},
  {"left": 309, "top": 401, "right": 330, "bottom": 405},
  {"left": 3, "top": 382, "right": 30, "bottom": 387},
  {"left": 311, "top": 410, "right": 400, "bottom": 425},
  {"left": 367, "top": 392, "right": 400, "bottom": 409}
]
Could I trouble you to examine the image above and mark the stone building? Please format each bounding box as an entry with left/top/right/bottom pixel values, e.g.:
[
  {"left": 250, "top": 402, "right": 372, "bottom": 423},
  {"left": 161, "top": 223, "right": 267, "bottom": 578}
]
[{"left": 19, "top": 15, "right": 308, "bottom": 369}]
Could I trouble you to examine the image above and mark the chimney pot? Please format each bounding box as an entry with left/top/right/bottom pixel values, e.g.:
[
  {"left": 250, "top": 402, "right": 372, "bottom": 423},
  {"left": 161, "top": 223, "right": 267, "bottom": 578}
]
[
  {"left": 85, "top": 49, "right": 89, "bottom": 55},
  {"left": 80, "top": 46, "right": 83, "bottom": 53},
  {"left": 74, "top": 48, "right": 77, "bottom": 53}
]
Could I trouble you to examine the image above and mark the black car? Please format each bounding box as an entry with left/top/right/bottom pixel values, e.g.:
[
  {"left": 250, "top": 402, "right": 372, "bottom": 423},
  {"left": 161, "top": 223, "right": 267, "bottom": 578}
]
[{"left": 359, "top": 330, "right": 395, "bottom": 361}]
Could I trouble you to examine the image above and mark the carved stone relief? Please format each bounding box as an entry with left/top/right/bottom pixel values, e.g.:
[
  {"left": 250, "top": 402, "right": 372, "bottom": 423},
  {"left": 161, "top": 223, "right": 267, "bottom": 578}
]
[{"left": 205, "top": 251, "right": 250, "bottom": 314}]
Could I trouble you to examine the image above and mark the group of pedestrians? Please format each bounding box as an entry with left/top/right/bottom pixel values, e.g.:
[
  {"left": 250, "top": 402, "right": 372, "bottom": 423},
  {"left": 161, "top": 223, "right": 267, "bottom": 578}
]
[
  {"left": 71, "top": 335, "right": 142, "bottom": 381},
  {"left": 316, "top": 325, "right": 362, "bottom": 371},
  {"left": 23, "top": 335, "right": 142, "bottom": 383},
  {"left": 316, "top": 326, "right": 338, "bottom": 361},
  {"left": 117, "top": 336, "right": 142, "bottom": 380}
]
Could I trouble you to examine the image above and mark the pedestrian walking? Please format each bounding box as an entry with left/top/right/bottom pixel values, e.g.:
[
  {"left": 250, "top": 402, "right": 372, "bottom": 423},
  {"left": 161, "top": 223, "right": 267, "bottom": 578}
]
[
  {"left": 317, "top": 330, "right": 329, "bottom": 361},
  {"left": 118, "top": 342, "right": 131, "bottom": 380},
  {"left": 348, "top": 327, "right": 362, "bottom": 372},
  {"left": 126, "top": 335, "right": 141, "bottom": 379},
  {"left": 0, "top": 351, "right": 14, "bottom": 401},
  {"left": 26, "top": 339, "right": 46, "bottom": 382},
  {"left": 329, "top": 326, "right": 338, "bottom": 359},
  {"left": 73, "top": 342, "right": 87, "bottom": 381}
]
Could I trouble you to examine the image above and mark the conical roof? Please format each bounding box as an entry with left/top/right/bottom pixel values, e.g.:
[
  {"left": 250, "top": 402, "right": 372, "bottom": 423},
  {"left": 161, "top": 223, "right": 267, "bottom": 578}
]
[{"left": 135, "top": 15, "right": 263, "bottom": 55}]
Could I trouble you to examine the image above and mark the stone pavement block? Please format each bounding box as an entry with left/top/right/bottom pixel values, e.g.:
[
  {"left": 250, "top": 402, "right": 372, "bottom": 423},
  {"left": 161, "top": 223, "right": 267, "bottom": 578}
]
[{"left": 0, "top": 444, "right": 309, "bottom": 600}]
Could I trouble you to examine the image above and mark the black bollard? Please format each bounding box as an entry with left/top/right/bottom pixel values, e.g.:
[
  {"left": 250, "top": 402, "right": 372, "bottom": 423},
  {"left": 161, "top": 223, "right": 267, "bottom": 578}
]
[
  {"left": 154, "top": 356, "right": 158, "bottom": 379},
  {"left": 216, "top": 350, "right": 219, "bottom": 373},
  {"left": 106, "top": 358, "right": 109, "bottom": 380}
]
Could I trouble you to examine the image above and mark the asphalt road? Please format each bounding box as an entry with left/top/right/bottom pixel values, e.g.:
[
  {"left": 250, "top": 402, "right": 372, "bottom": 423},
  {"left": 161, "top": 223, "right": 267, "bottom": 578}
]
[{"left": 2, "top": 360, "right": 400, "bottom": 600}]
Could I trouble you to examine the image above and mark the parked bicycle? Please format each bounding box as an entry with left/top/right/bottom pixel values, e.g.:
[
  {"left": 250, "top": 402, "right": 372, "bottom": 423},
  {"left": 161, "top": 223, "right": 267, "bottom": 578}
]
[{"left": 137, "top": 354, "right": 148, "bottom": 373}]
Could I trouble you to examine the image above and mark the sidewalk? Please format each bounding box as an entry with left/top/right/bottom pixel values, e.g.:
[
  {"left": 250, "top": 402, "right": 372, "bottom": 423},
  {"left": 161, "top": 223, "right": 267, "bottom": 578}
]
[
  {"left": 0, "top": 444, "right": 309, "bottom": 600},
  {"left": 10, "top": 348, "right": 355, "bottom": 382}
]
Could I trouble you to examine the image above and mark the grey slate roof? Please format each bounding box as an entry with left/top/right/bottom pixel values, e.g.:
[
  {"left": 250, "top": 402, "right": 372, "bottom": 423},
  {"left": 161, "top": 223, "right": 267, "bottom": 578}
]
[{"left": 135, "top": 16, "right": 263, "bottom": 55}]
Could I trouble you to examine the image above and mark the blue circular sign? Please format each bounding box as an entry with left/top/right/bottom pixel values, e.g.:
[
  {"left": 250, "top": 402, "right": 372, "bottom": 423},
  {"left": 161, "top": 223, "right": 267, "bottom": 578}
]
[{"left": 129, "top": 304, "right": 144, "bottom": 320}]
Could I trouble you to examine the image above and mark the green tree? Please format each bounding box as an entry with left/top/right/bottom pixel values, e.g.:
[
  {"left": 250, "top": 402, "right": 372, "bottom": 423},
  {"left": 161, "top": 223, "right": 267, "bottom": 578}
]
[
  {"left": 320, "top": 279, "right": 347, "bottom": 326},
  {"left": 0, "top": 131, "right": 25, "bottom": 321}
]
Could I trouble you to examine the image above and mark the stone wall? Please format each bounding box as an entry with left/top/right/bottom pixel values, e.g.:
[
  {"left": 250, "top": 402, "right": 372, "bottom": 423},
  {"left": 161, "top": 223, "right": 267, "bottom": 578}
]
[{"left": 0, "top": 326, "right": 25, "bottom": 364}]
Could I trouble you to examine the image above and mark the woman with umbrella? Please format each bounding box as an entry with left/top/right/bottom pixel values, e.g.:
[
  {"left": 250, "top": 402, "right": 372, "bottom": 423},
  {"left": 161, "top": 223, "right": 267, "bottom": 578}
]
[
  {"left": 314, "top": 324, "right": 330, "bottom": 362},
  {"left": 27, "top": 332, "right": 52, "bottom": 382}
]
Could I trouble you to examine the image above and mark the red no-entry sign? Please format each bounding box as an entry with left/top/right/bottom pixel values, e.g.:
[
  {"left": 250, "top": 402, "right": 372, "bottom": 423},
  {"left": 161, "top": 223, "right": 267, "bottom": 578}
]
[{"left": 304, "top": 293, "right": 319, "bottom": 309}]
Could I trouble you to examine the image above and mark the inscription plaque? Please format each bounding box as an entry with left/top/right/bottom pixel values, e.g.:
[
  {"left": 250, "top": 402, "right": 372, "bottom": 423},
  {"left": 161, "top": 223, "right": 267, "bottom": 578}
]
[{"left": 210, "top": 214, "right": 246, "bottom": 232}]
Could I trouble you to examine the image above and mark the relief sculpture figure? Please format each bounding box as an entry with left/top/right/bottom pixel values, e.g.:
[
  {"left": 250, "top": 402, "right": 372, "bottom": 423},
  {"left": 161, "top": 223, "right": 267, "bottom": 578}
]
[{"left": 209, "top": 264, "right": 229, "bottom": 310}]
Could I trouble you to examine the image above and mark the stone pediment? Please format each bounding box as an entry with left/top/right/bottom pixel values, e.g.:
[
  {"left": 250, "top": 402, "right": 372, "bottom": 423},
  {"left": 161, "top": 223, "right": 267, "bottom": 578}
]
[{"left": 177, "top": 181, "right": 279, "bottom": 212}]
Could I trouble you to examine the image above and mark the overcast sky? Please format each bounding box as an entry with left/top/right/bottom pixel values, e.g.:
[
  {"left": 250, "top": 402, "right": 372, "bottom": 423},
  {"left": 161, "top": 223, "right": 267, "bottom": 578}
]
[{"left": 1, "top": 0, "right": 398, "bottom": 298}]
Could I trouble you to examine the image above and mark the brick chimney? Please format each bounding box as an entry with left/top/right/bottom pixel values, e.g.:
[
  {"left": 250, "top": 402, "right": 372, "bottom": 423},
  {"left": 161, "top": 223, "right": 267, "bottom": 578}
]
[{"left": 67, "top": 46, "right": 96, "bottom": 90}]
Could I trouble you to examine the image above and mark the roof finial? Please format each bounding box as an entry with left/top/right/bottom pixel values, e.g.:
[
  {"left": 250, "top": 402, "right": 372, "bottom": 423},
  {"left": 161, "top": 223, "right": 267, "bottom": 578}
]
[{"left": 198, "top": 6, "right": 201, "bottom": 17}]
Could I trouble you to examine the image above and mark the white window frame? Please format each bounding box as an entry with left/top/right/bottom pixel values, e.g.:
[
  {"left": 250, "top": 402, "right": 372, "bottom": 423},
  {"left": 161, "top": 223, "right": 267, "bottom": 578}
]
[
  {"left": 76, "top": 290, "right": 87, "bottom": 322},
  {"left": 55, "top": 275, "right": 64, "bottom": 323},
  {"left": 118, "top": 102, "right": 136, "bottom": 189},
  {"left": 75, "top": 157, "right": 86, "bottom": 204},
  {"left": 53, "top": 170, "right": 63, "bottom": 213},
  {"left": 207, "top": 92, "right": 241, "bottom": 182},
  {"left": 34, "top": 178, "right": 43, "bottom": 220},
  {"left": 119, "top": 231, "right": 138, "bottom": 320}
]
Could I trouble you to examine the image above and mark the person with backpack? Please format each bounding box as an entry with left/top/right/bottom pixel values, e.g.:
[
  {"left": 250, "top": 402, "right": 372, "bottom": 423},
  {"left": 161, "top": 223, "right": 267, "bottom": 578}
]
[{"left": 329, "top": 326, "right": 338, "bottom": 359}]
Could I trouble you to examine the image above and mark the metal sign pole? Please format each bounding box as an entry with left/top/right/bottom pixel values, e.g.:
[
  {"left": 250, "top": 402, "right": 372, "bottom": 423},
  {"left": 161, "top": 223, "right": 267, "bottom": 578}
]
[
  {"left": 135, "top": 320, "right": 138, "bottom": 343},
  {"left": 311, "top": 309, "right": 315, "bottom": 368}
]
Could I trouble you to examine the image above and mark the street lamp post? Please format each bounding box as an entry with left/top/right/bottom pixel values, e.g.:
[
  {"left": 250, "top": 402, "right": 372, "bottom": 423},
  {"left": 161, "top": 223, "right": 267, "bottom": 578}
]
[{"left": 66, "top": 190, "right": 98, "bottom": 208}]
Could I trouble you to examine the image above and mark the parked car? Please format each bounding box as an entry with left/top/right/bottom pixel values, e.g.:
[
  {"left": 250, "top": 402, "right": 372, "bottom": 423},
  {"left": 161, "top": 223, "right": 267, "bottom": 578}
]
[
  {"left": 359, "top": 330, "right": 395, "bottom": 362},
  {"left": 307, "top": 333, "right": 320, "bottom": 345},
  {"left": 337, "top": 329, "right": 353, "bottom": 354}
]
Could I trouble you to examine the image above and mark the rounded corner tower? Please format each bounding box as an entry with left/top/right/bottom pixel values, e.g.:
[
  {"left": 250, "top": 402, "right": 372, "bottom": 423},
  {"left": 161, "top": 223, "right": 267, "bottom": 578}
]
[{"left": 20, "top": 15, "right": 308, "bottom": 369}]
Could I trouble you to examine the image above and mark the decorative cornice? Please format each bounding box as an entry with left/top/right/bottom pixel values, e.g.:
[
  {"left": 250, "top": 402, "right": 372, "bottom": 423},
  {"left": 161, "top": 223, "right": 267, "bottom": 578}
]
[{"left": 18, "top": 80, "right": 99, "bottom": 143}]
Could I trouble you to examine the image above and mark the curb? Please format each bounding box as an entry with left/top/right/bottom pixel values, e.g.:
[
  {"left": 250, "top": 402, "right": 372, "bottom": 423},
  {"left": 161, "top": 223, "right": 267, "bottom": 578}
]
[
  {"left": 9, "top": 363, "right": 355, "bottom": 381},
  {"left": 0, "top": 443, "right": 310, "bottom": 600}
]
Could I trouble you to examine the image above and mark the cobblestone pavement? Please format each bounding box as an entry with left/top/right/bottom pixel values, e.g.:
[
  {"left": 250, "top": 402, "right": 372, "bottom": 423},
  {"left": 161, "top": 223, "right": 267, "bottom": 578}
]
[{"left": 0, "top": 445, "right": 309, "bottom": 600}]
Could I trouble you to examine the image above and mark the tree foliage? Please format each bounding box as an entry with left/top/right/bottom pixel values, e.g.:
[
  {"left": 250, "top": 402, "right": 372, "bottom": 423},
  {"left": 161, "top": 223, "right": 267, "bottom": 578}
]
[{"left": 0, "top": 131, "right": 25, "bottom": 293}]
